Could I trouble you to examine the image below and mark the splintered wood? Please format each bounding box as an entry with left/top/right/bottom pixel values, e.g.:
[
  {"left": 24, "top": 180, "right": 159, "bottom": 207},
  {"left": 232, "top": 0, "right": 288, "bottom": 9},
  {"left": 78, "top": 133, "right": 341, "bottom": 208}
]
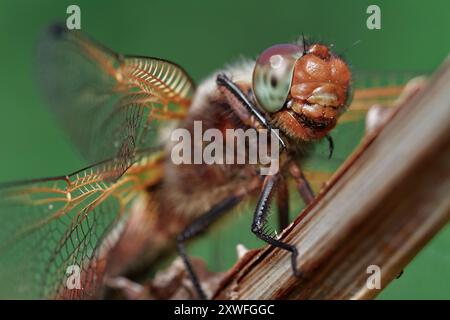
[{"left": 213, "top": 58, "right": 450, "bottom": 300}]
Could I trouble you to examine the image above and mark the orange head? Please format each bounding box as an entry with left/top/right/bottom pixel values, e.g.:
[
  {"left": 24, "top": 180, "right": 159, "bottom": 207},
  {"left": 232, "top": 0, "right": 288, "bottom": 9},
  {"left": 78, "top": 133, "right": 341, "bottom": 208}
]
[{"left": 252, "top": 42, "right": 352, "bottom": 142}]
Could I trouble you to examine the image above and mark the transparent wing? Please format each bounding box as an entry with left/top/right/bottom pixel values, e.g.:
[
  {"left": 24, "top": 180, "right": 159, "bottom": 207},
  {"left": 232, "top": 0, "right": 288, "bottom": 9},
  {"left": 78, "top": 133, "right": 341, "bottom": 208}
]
[
  {"left": 340, "top": 70, "right": 425, "bottom": 123},
  {"left": 0, "top": 150, "right": 163, "bottom": 299},
  {"left": 36, "top": 24, "right": 194, "bottom": 178}
]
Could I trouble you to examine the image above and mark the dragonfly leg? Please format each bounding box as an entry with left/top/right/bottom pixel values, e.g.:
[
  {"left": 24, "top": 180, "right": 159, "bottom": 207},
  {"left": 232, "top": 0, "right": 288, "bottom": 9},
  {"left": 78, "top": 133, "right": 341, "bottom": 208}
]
[
  {"left": 176, "top": 194, "right": 243, "bottom": 299},
  {"left": 216, "top": 73, "right": 286, "bottom": 149},
  {"left": 276, "top": 175, "right": 290, "bottom": 231},
  {"left": 288, "top": 161, "right": 315, "bottom": 205},
  {"left": 326, "top": 135, "right": 334, "bottom": 159},
  {"left": 251, "top": 174, "right": 302, "bottom": 277}
]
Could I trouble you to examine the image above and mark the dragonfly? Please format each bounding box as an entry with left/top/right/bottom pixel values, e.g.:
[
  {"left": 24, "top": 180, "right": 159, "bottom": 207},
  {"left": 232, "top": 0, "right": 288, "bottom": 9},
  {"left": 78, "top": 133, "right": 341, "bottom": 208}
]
[{"left": 0, "top": 24, "right": 418, "bottom": 299}]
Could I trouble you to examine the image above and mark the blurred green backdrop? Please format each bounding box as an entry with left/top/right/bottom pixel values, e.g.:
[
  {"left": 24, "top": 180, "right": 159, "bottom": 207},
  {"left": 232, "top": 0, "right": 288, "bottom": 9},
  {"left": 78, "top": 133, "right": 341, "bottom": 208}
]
[{"left": 0, "top": 0, "right": 448, "bottom": 299}]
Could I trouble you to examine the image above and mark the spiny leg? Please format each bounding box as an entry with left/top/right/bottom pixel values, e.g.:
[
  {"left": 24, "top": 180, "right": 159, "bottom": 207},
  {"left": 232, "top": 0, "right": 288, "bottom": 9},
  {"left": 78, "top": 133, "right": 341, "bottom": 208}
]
[
  {"left": 176, "top": 195, "right": 243, "bottom": 299},
  {"left": 276, "top": 176, "right": 290, "bottom": 231},
  {"left": 289, "top": 161, "right": 315, "bottom": 205},
  {"left": 216, "top": 74, "right": 301, "bottom": 275},
  {"left": 251, "top": 174, "right": 301, "bottom": 277},
  {"left": 216, "top": 73, "right": 291, "bottom": 229},
  {"left": 216, "top": 73, "right": 286, "bottom": 149}
]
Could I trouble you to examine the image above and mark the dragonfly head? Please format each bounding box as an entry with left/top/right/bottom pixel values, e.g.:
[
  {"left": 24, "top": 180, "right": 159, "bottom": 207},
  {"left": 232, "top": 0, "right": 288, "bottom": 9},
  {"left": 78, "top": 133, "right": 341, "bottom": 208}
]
[{"left": 252, "top": 42, "right": 352, "bottom": 142}]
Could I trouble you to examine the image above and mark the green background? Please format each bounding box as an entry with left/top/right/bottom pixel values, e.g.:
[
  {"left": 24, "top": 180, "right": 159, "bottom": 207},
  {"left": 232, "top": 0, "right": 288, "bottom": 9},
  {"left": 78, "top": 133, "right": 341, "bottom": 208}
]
[{"left": 0, "top": 0, "right": 448, "bottom": 299}]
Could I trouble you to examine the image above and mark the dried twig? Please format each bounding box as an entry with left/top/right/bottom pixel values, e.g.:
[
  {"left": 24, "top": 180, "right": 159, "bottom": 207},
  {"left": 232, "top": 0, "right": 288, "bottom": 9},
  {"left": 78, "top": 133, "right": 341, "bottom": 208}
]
[{"left": 213, "top": 58, "right": 450, "bottom": 300}]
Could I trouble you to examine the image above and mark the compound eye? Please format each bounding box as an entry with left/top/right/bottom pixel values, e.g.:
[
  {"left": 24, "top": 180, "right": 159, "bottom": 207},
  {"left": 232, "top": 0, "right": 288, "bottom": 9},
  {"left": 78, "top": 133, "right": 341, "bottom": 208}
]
[{"left": 252, "top": 44, "right": 303, "bottom": 112}]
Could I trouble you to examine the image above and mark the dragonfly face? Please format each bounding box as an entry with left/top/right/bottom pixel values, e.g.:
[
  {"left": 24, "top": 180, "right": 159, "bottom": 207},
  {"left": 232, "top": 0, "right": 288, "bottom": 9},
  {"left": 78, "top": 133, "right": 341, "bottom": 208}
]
[
  {"left": 0, "top": 24, "right": 413, "bottom": 299},
  {"left": 253, "top": 42, "right": 351, "bottom": 142}
]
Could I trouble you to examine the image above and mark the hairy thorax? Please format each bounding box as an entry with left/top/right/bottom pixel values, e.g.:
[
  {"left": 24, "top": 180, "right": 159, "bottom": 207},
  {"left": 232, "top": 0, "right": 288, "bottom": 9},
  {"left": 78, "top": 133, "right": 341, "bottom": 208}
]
[{"left": 160, "top": 70, "right": 261, "bottom": 217}]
